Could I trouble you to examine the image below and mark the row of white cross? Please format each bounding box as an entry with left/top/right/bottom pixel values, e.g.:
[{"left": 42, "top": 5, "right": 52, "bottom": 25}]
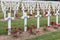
[{"left": 0, "top": 1, "right": 60, "bottom": 35}]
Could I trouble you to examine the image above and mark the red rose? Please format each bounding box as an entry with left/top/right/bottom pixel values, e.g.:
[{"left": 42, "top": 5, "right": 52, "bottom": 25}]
[
  {"left": 45, "top": 11, "right": 48, "bottom": 15},
  {"left": 29, "top": 28, "right": 32, "bottom": 33},
  {"left": 47, "top": 26, "right": 52, "bottom": 28},
  {"left": 57, "top": 24, "right": 60, "bottom": 27},
  {"left": 18, "top": 27, "right": 22, "bottom": 30},
  {"left": 29, "top": 14, "right": 33, "bottom": 16},
  {"left": 12, "top": 31, "right": 17, "bottom": 34},
  {"left": 50, "top": 22, "right": 54, "bottom": 25},
  {"left": 50, "top": 22, "right": 56, "bottom": 26}
]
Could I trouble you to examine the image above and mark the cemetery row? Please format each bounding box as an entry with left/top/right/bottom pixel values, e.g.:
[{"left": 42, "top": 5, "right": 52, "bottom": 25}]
[{"left": 0, "top": 1, "right": 60, "bottom": 35}]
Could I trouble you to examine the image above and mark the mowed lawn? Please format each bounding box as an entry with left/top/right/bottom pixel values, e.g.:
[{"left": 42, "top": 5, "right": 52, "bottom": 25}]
[{"left": 27, "top": 31, "right": 60, "bottom": 40}]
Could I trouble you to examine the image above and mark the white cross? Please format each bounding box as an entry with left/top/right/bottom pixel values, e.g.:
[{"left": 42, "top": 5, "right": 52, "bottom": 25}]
[
  {"left": 21, "top": 3, "right": 29, "bottom": 32},
  {"left": 46, "top": 5, "right": 51, "bottom": 26},
  {"left": 1, "top": 0, "right": 20, "bottom": 35},
  {"left": 21, "top": 12, "right": 29, "bottom": 32},
  {"left": 22, "top": 3, "right": 25, "bottom": 16},
  {"left": 52, "top": 3, "right": 55, "bottom": 14},
  {"left": 29, "top": 2, "right": 35, "bottom": 15},
  {"left": 2, "top": 6, "right": 7, "bottom": 20},
  {"left": 31, "top": 2, "right": 36, "bottom": 13},
  {"left": 27, "top": 3, "right": 29, "bottom": 12},
  {"left": 30, "top": 5, "right": 33, "bottom": 14},
  {"left": 35, "top": 3, "right": 41, "bottom": 29},
  {"left": 1, "top": 1, "right": 7, "bottom": 20},
  {"left": 55, "top": 10, "right": 59, "bottom": 25},
  {"left": 13, "top": 5, "right": 19, "bottom": 18},
  {"left": 5, "top": 13, "right": 14, "bottom": 35},
  {"left": 55, "top": 4, "right": 60, "bottom": 25}
]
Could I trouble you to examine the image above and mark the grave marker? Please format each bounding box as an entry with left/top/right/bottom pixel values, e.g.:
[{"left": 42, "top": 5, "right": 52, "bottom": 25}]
[
  {"left": 46, "top": 4, "right": 51, "bottom": 26},
  {"left": 35, "top": 2, "right": 41, "bottom": 29},
  {"left": 1, "top": 1, "right": 7, "bottom": 19},
  {"left": 1, "top": 0, "right": 20, "bottom": 35},
  {"left": 5, "top": 13, "right": 14, "bottom": 35},
  {"left": 21, "top": 3, "right": 29, "bottom": 32},
  {"left": 55, "top": 4, "right": 60, "bottom": 25},
  {"left": 13, "top": 2, "right": 19, "bottom": 18}
]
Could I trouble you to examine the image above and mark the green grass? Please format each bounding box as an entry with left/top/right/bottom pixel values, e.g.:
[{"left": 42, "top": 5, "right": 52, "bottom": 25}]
[
  {"left": 0, "top": 16, "right": 60, "bottom": 35},
  {"left": 0, "top": 8, "right": 60, "bottom": 40},
  {"left": 0, "top": 8, "right": 60, "bottom": 36},
  {"left": 27, "top": 31, "right": 60, "bottom": 40}
]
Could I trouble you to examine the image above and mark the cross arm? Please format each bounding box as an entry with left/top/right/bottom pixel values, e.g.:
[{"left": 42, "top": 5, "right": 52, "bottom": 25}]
[{"left": 35, "top": 15, "right": 42, "bottom": 18}]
